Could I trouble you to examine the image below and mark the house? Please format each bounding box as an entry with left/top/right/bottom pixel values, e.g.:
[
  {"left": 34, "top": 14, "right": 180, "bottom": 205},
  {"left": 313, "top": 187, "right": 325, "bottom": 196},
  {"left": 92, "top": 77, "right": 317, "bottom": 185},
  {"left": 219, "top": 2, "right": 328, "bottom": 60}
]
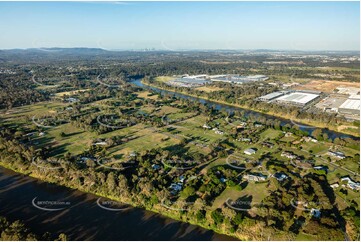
[
  {"left": 129, "top": 151, "right": 137, "bottom": 157},
  {"left": 239, "top": 122, "right": 247, "bottom": 126},
  {"left": 25, "top": 132, "right": 37, "bottom": 137},
  {"left": 169, "top": 182, "right": 183, "bottom": 194},
  {"left": 94, "top": 141, "right": 107, "bottom": 146},
  {"left": 65, "top": 97, "right": 79, "bottom": 103},
  {"left": 281, "top": 151, "right": 297, "bottom": 159},
  {"left": 39, "top": 132, "right": 46, "bottom": 137},
  {"left": 310, "top": 208, "right": 321, "bottom": 218},
  {"left": 215, "top": 130, "right": 224, "bottom": 135},
  {"left": 240, "top": 138, "right": 251, "bottom": 142},
  {"left": 313, "top": 166, "right": 328, "bottom": 172},
  {"left": 273, "top": 172, "right": 288, "bottom": 181},
  {"left": 330, "top": 183, "right": 339, "bottom": 189},
  {"left": 244, "top": 148, "right": 256, "bottom": 155},
  {"left": 179, "top": 175, "right": 185, "bottom": 183},
  {"left": 202, "top": 124, "right": 211, "bottom": 129},
  {"left": 243, "top": 174, "right": 267, "bottom": 182},
  {"left": 261, "top": 141, "right": 274, "bottom": 149},
  {"left": 327, "top": 150, "right": 346, "bottom": 159},
  {"left": 80, "top": 157, "right": 95, "bottom": 161},
  {"left": 303, "top": 136, "right": 318, "bottom": 143},
  {"left": 341, "top": 176, "right": 360, "bottom": 190},
  {"left": 348, "top": 182, "right": 360, "bottom": 190},
  {"left": 340, "top": 176, "right": 352, "bottom": 183},
  {"left": 284, "top": 132, "right": 293, "bottom": 137},
  {"left": 220, "top": 177, "right": 227, "bottom": 183},
  {"left": 79, "top": 157, "right": 95, "bottom": 164},
  {"left": 152, "top": 164, "right": 161, "bottom": 170}
]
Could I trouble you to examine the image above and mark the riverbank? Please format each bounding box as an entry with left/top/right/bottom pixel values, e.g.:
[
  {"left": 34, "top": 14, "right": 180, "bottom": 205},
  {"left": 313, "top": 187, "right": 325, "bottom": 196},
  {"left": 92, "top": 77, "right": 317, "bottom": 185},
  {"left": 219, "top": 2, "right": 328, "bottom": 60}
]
[
  {"left": 140, "top": 80, "right": 360, "bottom": 138},
  {"left": 0, "top": 162, "right": 239, "bottom": 240}
]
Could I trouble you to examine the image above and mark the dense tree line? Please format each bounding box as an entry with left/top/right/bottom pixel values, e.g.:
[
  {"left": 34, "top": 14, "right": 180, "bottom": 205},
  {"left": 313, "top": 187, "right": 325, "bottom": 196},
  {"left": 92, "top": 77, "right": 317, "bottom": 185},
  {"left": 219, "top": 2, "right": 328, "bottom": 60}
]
[{"left": 0, "top": 216, "right": 67, "bottom": 241}]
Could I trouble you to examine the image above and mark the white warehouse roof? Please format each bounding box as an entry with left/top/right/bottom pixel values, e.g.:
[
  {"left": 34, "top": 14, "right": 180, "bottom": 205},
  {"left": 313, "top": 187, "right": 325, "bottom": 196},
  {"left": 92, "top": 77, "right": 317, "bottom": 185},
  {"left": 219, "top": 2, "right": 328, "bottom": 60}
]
[
  {"left": 275, "top": 92, "right": 319, "bottom": 104},
  {"left": 339, "top": 99, "right": 360, "bottom": 110},
  {"left": 349, "top": 94, "right": 360, "bottom": 100},
  {"left": 259, "top": 92, "right": 284, "bottom": 100}
]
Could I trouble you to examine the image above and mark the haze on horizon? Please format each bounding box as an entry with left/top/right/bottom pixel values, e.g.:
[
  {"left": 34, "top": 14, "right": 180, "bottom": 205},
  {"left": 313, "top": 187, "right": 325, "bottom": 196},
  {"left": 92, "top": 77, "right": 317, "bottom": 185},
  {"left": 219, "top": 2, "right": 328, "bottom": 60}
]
[{"left": 0, "top": 1, "right": 359, "bottom": 51}]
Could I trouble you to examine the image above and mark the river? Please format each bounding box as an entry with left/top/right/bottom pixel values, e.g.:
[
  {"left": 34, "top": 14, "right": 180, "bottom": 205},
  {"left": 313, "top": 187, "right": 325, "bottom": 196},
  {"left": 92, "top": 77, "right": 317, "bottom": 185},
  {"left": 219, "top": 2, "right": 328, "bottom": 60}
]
[
  {"left": 0, "top": 167, "right": 235, "bottom": 241},
  {"left": 130, "top": 79, "right": 358, "bottom": 141}
]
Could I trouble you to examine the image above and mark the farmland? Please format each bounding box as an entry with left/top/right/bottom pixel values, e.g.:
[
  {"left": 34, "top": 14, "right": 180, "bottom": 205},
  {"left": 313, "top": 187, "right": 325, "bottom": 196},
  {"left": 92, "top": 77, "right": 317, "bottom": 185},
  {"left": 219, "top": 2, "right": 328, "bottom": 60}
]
[
  {"left": 1, "top": 83, "right": 359, "bottom": 241},
  {"left": 0, "top": 49, "right": 359, "bottom": 241}
]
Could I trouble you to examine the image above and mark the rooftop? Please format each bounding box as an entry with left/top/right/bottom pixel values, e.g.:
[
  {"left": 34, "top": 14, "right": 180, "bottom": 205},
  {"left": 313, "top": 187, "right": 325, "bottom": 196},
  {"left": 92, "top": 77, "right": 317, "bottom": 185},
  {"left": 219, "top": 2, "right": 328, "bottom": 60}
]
[
  {"left": 275, "top": 92, "right": 319, "bottom": 104},
  {"left": 258, "top": 91, "right": 285, "bottom": 100},
  {"left": 339, "top": 99, "right": 360, "bottom": 110}
]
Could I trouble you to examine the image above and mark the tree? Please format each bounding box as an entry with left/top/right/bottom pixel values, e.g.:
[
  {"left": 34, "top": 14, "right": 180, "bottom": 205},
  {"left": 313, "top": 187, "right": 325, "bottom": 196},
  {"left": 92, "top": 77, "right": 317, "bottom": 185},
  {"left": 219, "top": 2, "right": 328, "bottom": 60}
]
[
  {"left": 196, "top": 210, "right": 206, "bottom": 222},
  {"left": 233, "top": 212, "right": 243, "bottom": 225},
  {"left": 106, "top": 172, "right": 117, "bottom": 192},
  {"left": 312, "top": 129, "right": 322, "bottom": 140},
  {"left": 211, "top": 209, "right": 225, "bottom": 225},
  {"left": 56, "top": 233, "right": 68, "bottom": 241}
]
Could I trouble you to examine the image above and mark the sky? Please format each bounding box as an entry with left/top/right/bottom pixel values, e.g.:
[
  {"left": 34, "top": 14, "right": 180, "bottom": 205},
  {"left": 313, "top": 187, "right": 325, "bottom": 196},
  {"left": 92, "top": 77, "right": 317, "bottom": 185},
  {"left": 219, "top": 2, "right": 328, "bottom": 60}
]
[{"left": 0, "top": 1, "right": 359, "bottom": 51}]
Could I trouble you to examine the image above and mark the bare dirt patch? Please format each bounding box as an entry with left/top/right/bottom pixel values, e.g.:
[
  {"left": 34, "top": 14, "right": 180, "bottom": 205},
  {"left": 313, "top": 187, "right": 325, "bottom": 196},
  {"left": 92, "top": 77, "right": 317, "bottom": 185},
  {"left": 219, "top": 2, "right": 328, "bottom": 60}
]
[{"left": 294, "top": 80, "right": 359, "bottom": 93}]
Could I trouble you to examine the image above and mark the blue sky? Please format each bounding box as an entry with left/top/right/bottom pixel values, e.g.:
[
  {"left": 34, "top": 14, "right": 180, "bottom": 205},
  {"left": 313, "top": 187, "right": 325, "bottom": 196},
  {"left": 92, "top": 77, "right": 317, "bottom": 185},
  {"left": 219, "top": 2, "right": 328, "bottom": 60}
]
[{"left": 0, "top": 1, "right": 359, "bottom": 50}]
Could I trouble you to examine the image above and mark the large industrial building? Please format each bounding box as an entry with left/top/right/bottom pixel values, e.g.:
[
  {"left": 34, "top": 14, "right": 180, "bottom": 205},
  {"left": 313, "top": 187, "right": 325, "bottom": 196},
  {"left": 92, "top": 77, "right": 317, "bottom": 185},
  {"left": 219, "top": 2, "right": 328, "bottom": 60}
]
[
  {"left": 257, "top": 91, "right": 320, "bottom": 107},
  {"left": 338, "top": 95, "right": 360, "bottom": 115},
  {"left": 274, "top": 92, "right": 320, "bottom": 106},
  {"left": 257, "top": 85, "right": 359, "bottom": 119},
  {"left": 211, "top": 75, "right": 269, "bottom": 83},
  {"left": 315, "top": 95, "right": 348, "bottom": 113},
  {"left": 168, "top": 74, "right": 269, "bottom": 87},
  {"left": 258, "top": 91, "right": 288, "bottom": 102},
  {"left": 167, "top": 77, "right": 209, "bottom": 87}
]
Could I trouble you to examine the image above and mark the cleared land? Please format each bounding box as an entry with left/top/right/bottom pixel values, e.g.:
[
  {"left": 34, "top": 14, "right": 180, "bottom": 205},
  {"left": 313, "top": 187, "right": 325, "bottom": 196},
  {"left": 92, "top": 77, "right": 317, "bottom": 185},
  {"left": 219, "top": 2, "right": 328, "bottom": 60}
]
[
  {"left": 55, "top": 89, "right": 90, "bottom": 97},
  {"left": 294, "top": 80, "right": 360, "bottom": 93},
  {"left": 154, "top": 76, "right": 175, "bottom": 83},
  {"left": 195, "top": 86, "right": 224, "bottom": 93}
]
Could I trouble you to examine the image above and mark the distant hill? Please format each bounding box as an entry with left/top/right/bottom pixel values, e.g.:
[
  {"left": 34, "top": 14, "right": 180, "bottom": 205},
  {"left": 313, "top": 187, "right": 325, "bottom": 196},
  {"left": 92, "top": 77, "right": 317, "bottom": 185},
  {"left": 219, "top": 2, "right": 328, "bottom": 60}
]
[
  {"left": 0, "top": 47, "right": 358, "bottom": 65},
  {"left": 1, "top": 47, "right": 107, "bottom": 54}
]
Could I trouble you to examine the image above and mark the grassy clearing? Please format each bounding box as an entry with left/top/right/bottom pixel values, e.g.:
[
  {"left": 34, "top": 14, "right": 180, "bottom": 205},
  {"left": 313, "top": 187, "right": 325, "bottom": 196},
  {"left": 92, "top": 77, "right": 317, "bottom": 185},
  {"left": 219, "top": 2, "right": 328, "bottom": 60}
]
[
  {"left": 295, "top": 232, "right": 317, "bottom": 241},
  {"left": 259, "top": 129, "right": 283, "bottom": 140},
  {"left": 3, "top": 101, "right": 67, "bottom": 118},
  {"left": 175, "top": 116, "right": 224, "bottom": 144},
  {"left": 154, "top": 76, "right": 175, "bottom": 83},
  {"left": 301, "top": 142, "right": 330, "bottom": 154},
  {"left": 212, "top": 182, "right": 270, "bottom": 210},
  {"left": 167, "top": 112, "right": 195, "bottom": 120},
  {"left": 45, "top": 123, "right": 94, "bottom": 157},
  {"left": 156, "top": 106, "right": 181, "bottom": 115},
  {"left": 279, "top": 134, "right": 298, "bottom": 143},
  {"left": 55, "top": 89, "right": 90, "bottom": 97},
  {"left": 136, "top": 91, "right": 159, "bottom": 100},
  {"left": 107, "top": 125, "right": 180, "bottom": 157}
]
